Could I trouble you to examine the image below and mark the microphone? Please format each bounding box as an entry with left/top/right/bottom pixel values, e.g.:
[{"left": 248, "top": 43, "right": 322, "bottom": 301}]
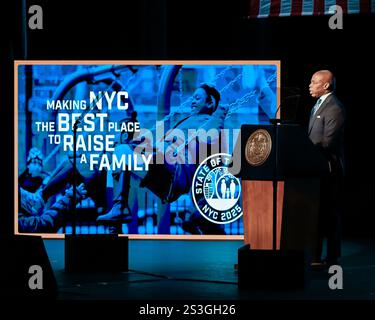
[{"left": 269, "top": 91, "right": 301, "bottom": 125}]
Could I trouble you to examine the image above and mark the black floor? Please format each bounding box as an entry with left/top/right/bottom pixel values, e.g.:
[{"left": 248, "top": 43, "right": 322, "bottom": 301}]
[{"left": 44, "top": 238, "right": 375, "bottom": 300}]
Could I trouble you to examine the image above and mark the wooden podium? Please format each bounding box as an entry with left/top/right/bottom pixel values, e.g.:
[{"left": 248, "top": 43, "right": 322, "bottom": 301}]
[
  {"left": 242, "top": 180, "right": 284, "bottom": 249},
  {"left": 233, "top": 124, "right": 329, "bottom": 253}
]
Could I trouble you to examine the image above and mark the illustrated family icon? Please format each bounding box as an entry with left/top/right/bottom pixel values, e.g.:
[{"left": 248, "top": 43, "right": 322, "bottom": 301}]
[{"left": 219, "top": 178, "right": 236, "bottom": 199}]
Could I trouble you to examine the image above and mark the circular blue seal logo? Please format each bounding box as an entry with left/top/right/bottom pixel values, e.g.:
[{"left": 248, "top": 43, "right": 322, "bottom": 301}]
[{"left": 192, "top": 153, "right": 243, "bottom": 224}]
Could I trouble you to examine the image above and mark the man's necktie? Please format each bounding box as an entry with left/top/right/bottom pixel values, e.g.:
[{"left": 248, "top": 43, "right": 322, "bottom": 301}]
[{"left": 311, "top": 98, "right": 322, "bottom": 117}]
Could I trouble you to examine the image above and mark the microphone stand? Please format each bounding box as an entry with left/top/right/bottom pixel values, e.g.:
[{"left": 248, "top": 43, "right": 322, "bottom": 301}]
[
  {"left": 269, "top": 105, "right": 282, "bottom": 251},
  {"left": 268, "top": 92, "right": 301, "bottom": 248},
  {"left": 269, "top": 118, "right": 280, "bottom": 250}
]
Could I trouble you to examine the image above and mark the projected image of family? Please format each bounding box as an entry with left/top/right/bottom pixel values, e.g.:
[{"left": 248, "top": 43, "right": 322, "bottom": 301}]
[{"left": 16, "top": 62, "right": 277, "bottom": 236}]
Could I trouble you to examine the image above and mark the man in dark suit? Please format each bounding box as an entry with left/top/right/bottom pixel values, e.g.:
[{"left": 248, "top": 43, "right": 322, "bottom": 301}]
[{"left": 308, "top": 70, "right": 345, "bottom": 265}]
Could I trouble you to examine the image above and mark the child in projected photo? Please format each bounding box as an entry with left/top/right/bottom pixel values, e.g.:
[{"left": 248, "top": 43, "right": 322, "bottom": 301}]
[
  {"left": 18, "top": 183, "right": 87, "bottom": 233},
  {"left": 19, "top": 147, "right": 50, "bottom": 193},
  {"left": 17, "top": 147, "right": 85, "bottom": 233}
]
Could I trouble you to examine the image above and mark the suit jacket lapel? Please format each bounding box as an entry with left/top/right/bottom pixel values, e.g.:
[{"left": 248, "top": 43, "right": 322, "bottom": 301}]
[{"left": 308, "top": 94, "right": 334, "bottom": 135}]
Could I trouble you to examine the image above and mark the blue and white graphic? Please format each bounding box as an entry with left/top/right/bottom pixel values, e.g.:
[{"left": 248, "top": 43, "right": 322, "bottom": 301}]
[{"left": 192, "top": 153, "right": 243, "bottom": 224}]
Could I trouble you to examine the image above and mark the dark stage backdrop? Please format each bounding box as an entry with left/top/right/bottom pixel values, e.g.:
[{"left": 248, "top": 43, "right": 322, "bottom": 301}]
[{"left": 2, "top": 0, "right": 374, "bottom": 237}]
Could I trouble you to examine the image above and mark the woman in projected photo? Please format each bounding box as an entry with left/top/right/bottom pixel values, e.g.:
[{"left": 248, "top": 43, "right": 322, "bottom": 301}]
[{"left": 96, "top": 83, "right": 228, "bottom": 225}]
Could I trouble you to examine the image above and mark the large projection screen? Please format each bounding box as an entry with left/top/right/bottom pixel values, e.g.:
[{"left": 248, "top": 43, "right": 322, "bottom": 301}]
[{"left": 15, "top": 61, "right": 280, "bottom": 239}]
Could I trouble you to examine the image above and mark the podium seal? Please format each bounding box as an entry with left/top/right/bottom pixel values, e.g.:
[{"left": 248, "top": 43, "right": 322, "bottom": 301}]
[
  {"left": 192, "top": 153, "right": 243, "bottom": 224},
  {"left": 245, "top": 129, "right": 272, "bottom": 166}
]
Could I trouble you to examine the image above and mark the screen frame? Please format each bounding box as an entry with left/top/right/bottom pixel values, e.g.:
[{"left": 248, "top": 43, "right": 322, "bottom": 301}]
[{"left": 14, "top": 60, "right": 281, "bottom": 239}]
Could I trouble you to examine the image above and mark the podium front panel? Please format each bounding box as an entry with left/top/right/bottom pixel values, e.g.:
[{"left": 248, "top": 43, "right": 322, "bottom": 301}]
[{"left": 236, "top": 124, "right": 276, "bottom": 181}]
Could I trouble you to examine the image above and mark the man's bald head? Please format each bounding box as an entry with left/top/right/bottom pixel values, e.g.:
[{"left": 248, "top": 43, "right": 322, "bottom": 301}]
[
  {"left": 309, "top": 70, "right": 336, "bottom": 98},
  {"left": 316, "top": 70, "right": 335, "bottom": 89}
]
